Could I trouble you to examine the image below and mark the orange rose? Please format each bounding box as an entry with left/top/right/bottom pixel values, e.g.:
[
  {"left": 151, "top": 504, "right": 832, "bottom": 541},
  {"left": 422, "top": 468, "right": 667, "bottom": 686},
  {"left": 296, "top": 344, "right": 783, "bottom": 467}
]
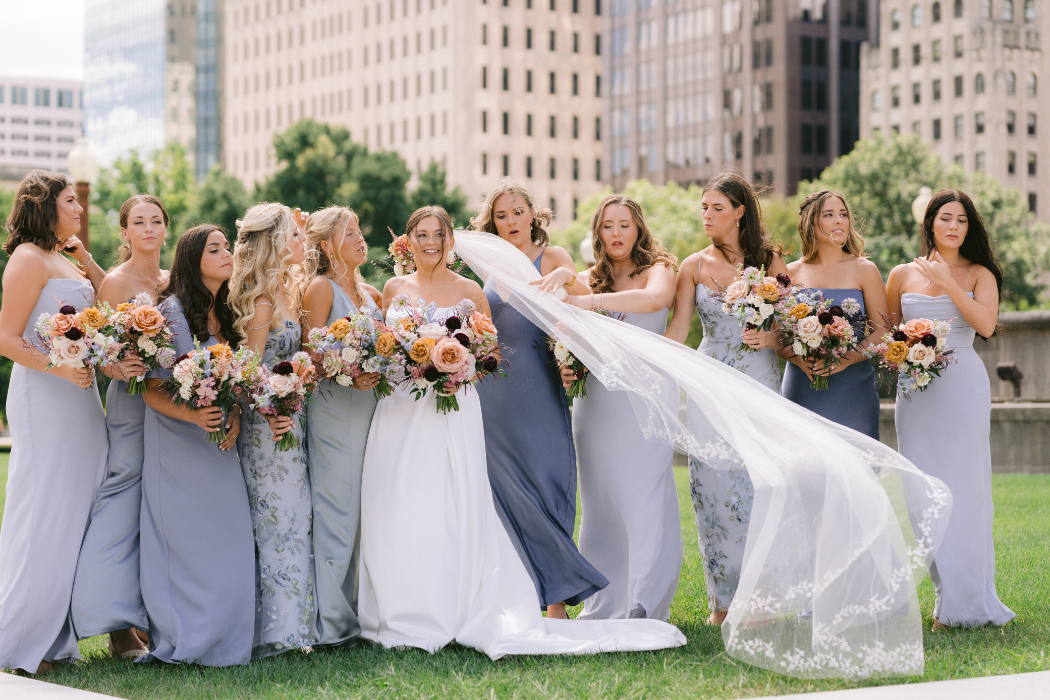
[
  {"left": 49, "top": 314, "right": 81, "bottom": 337},
  {"left": 210, "top": 343, "right": 234, "bottom": 362},
  {"left": 787, "top": 303, "right": 812, "bottom": 321},
  {"left": 375, "top": 332, "right": 396, "bottom": 357},
  {"left": 132, "top": 305, "right": 166, "bottom": 336},
  {"left": 902, "top": 318, "right": 934, "bottom": 340},
  {"left": 77, "top": 307, "right": 108, "bottom": 330},
  {"left": 409, "top": 337, "right": 436, "bottom": 363},
  {"left": 884, "top": 341, "right": 909, "bottom": 364},
  {"left": 328, "top": 318, "right": 352, "bottom": 341},
  {"left": 469, "top": 312, "right": 497, "bottom": 336},
  {"left": 116, "top": 302, "right": 136, "bottom": 313},
  {"left": 757, "top": 282, "right": 781, "bottom": 303}
]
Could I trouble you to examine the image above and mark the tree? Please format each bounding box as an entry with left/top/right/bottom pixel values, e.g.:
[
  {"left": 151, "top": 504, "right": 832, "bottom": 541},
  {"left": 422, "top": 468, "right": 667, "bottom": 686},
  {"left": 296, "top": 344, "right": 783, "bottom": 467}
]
[
  {"left": 409, "top": 161, "right": 471, "bottom": 229},
  {"left": 188, "top": 165, "right": 252, "bottom": 244},
  {"left": 259, "top": 119, "right": 365, "bottom": 212},
  {"left": 338, "top": 150, "right": 412, "bottom": 248}
]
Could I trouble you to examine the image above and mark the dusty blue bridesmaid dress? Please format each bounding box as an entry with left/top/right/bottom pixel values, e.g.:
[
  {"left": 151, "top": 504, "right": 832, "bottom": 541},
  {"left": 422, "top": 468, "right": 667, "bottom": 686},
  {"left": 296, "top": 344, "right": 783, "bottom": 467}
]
[
  {"left": 307, "top": 278, "right": 380, "bottom": 646},
  {"left": 781, "top": 288, "right": 879, "bottom": 439},
  {"left": 139, "top": 296, "right": 255, "bottom": 666},
  {"left": 476, "top": 250, "right": 608, "bottom": 608},
  {"left": 896, "top": 293, "right": 1014, "bottom": 627}
]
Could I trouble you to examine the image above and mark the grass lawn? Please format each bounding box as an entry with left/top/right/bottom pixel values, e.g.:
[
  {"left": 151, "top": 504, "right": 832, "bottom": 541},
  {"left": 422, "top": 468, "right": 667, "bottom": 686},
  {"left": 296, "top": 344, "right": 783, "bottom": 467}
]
[{"left": 0, "top": 452, "right": 1047, "bottom": 699}]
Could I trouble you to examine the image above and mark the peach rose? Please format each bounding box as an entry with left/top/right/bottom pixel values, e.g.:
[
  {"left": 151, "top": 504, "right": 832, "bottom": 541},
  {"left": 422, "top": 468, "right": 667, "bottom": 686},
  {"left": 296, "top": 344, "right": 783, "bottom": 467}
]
[
  {"left": 907, "top": 343, "right": 936, "bottom": 368},
  {"left": 78, "top": 307, "right": 108, "bottom": 330},
  {"left": 430, "top": 337, "right": 471, "bottom": 373},
  {"left": 823, "top": 316, "right": 853, "bottom": 340},
  {"left": 417, "top": 322, "right": 448, "bottom": 340},
  {"left": 884, "top": 341, "right": 909, "bottom": 364},
  {"left": 902, "top": 318, "right": 934, "bottom": 341},
  {"left": 56, "top": 337, "right": 89, "bottom": 365},
  {"left": 409, "top": 337, "right": 436, "bottom": 364},
  {"left": 469, "top": 312, "right": 497, "bottom": 336},
  {"left": 132, "top": 305, "right": 166, "bottom": 336},
  {"left": 375, "top": 332, "right": 396, "bottom": 357},
  {"left": 49, "top": 314, "right": 81, "bottom": 337},
  {"left": 268, "top": 373, "right": 300, "bottom": 397},
  {"left": 724, "top": 280, "right": 748, "bottom": 304}
]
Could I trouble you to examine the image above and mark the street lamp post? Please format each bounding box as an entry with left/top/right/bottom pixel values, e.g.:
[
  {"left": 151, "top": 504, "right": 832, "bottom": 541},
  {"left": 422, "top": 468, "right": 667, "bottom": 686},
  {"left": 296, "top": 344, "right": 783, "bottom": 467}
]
[
  {"left": 912, "top": 186, "right": 933, "bottom": 227},
  {"left": 67, "top": 138, "right": 99, "bottom": 252}
]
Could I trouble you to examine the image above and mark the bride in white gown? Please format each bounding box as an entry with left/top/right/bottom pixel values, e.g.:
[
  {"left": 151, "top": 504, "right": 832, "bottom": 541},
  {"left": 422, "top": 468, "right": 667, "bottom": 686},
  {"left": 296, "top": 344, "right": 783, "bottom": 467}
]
[{"left": 357, "top": 207, "right": 686, "bottom": 658}]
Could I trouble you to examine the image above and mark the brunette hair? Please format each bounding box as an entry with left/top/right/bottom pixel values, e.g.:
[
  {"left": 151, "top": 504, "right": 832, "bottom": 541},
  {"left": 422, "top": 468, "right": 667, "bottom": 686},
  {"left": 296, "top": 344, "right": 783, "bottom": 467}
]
[
  {"left": 115, "top": 194, "right": 170, "bottom": 267},
  {"left": 404, "top": 205, "right": 455, "bottom": 267},
  {"left": 3, "top": 169, "right": 73, "bottom": 255},
  {"left": 296, "top": 206, "right": 366, "bottom": 323},
  {"left": 470, "top": 179, "right": 552, "bottom": 245},
  {"left": 587, "top": 194, "right": 678, "bottom": 294},
  {"left": 161, "top": 225, "right": 238, "bottom": 345},
  {"left": 922, "top": 189, "right": 1003, "bottom": 295},
  {"left": 703, "top": 173, "right": 780, "bottom": 269},
  {"left": 797, "top": 190, "right": 866, "bottom": 261}
]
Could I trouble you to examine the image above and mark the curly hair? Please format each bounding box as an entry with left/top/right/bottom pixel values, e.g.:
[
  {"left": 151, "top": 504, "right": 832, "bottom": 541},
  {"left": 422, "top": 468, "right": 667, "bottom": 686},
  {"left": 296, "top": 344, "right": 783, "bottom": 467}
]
[
  {"left": 587, "top": 194, "right": 678, "bottom": 294},
  {"left": 295, "top": 206, "right": 367, "bottom": 324},
  {"left": 4, "top": 169, "right": 73, "bottom": 255},
  {"left": 469, "top": 178, "right": 552, "bottom": 245},
  {"left": 114, "top": 194, "right": 170, "bottom": 268},
  {"left": 160, "top": 224, "right": 238, "bottom": 344},
  {"left": 703, "top": 173, "right": 781, "bottom": 269},
  {"left": 797, "top": 190, "right": 866, "bottom": 261},
  {"left": 227, "top": 202, "right": 298, "bottom": 343}
]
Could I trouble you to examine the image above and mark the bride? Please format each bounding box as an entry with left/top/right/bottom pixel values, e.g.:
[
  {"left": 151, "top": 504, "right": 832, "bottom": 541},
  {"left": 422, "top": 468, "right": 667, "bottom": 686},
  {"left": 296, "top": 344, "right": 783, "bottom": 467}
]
[{"left": 357, "top": 206, "right": 686, "bottom": 658}]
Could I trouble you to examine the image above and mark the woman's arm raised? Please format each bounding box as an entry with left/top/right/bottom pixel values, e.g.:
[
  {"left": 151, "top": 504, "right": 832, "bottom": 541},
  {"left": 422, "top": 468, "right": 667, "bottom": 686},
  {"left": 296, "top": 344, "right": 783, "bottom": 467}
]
[{"left": 664, "top": 254, "right": 700, "bottom": 344}]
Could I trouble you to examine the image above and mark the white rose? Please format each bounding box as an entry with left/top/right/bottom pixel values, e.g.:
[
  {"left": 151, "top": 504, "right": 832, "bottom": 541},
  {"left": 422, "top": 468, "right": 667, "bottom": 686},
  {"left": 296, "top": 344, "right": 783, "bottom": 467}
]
[
  {"left": 57, "top": 337, "right": 89, "bottom": 365},
  {"left": 417, "top": 322, "right": 447, "bottom": 340},
  {"left": 796, "top": 316, "right": 823, "bottom": 345},
  {"left": 553, "top": 341, "right": 572, "bottom": 365},
  {"left": 179, "top": 386, "right": 193, "bottom": 400},
  {"left": 335, "top": 374, "right": 353, "bottom": 387},
  {"left": 908, "top": 343, "right": 936, "bottom": 368},
  {"left": 792, "top": 340, "right": 805, "bottom": 357},
  {"left": 340, "top": 346, "right": 361, "bottom": 365},
  {"left": 393, "top": 262, "right": 405, "bottom": 277},
  {"left": 915, "top": 373, "right": 931, "bottom": 387},
  {"left": 137, "top": 336, "right": 158, "bottom": 355},
  {"left": 362, "top": 356, "right": 381, "bottom": 373},
  {"left": 268, "top": 374, "right": 300, "bottom": 397},
  {"left": 758, "top": 303, "right": 774, "bottom": 320}
]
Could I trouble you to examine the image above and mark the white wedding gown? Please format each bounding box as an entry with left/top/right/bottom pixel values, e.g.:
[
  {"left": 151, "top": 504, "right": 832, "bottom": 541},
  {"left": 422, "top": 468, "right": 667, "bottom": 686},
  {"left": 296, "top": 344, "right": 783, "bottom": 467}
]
[{"left": 357, "top": 303, "right": 687, "bottom": 659}]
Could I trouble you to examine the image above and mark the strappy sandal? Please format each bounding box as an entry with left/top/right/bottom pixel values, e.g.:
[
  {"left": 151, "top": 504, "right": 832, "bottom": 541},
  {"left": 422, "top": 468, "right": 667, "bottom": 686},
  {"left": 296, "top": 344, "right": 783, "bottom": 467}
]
[{"left": 107, "top": 636, "right": 148, "bottom": 660}]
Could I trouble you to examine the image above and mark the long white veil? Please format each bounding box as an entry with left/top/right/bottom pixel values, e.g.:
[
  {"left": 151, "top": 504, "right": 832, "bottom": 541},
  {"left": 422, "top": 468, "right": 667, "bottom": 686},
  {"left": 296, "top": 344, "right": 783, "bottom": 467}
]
[{"left": 454, "top": 230, "right": 952, "bottom": 679}]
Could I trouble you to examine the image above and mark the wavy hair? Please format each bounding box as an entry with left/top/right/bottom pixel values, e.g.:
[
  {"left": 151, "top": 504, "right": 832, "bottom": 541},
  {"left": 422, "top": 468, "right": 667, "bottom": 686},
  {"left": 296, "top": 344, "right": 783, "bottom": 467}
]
[
  {"left": 295, "top": 206, "right": 366, "bottom": 323},
  {"left": 703, "top": 173, "right": 781, "bottom": 269},
  {"left": 587, "top": 194, "right": 678, "bottom": 294},
  {"left": 4, "top": 169, "right": 73, "bottom": 256},
  {"left": 160, "top": 224, "right": 238, "bottom": 344},
  {"left": 469, "top": 178, "right": 552, "bottom": 245},
  {"left": 922, "top": 189, "right": 1003, "bottom": 295},
  {"left": 114, "top": 194, "right": 170, "bottom": 268},
  {"left": 404, "top": 205, "right": 455, "bottom": 267},
  {"left": 797, "top": 189, "right": 866, "bottom": 261},
  {"left": 228, "top": 202, "right": 298, "bottom": 343}
]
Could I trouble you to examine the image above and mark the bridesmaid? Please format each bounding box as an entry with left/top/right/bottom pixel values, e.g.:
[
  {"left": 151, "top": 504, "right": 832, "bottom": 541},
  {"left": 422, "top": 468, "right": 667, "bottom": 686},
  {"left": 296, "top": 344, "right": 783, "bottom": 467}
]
[
  {"left": 663, "top": 173, "right": 788, "bottom": 626},
  {"left": 471, "top": 180, "right": 608, "bottom": 620},
  {"left": 229, "top": 203, "right": 315, "bottom": 657},
  {"left": 140, "top": 225, "right": 253, "bottom": 666},
  {"left": 71, "top": 194, "right": 170, "bottom": 658},
  {"left": 300, "top": 206, "right": 384, "bottom": 646},
  {"left": 887, "top": 190, "right": 1014, "bottom": 630},
  {"left": 0, "top": 170, "right": 108, "bottom": 674},
  {"left": 779, "top": 190, "right": 887, "bottom": 438},
  {"left": 539, "top": 194, "right": 681, "bottom": 621}
]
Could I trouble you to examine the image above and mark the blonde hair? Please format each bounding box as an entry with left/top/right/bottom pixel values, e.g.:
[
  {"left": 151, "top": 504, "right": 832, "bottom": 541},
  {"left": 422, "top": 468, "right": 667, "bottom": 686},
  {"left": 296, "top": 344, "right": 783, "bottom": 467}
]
[
  {"left": 797, "top": 190, "right": 865, "bottom": 261},
  {"left": 469, "top": 178, "right": 552, "bottom": 245},
  {"left": 228, "top": 202, "right": 298, "bottom": 343},
  {"left": 587, "top": 194, "right": 678, "bottom": 294},
  {"left": 296, "top": 206, "right": 367, "bottom": 324}
]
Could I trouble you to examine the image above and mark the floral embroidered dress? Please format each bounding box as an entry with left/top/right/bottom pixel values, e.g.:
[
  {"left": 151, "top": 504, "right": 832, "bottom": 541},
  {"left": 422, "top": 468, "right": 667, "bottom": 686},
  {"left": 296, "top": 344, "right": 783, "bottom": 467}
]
[
  {"left": 687, "top": 284, "right": 782, "bottom": 613},
  {"left": 237, "top": 318, "right": 315, "bottom": 658}
]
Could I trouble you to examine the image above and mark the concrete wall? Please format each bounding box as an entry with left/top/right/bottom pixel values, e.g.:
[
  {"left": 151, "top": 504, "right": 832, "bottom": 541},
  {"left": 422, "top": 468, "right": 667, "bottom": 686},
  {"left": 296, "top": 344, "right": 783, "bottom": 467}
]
[{"left": 974, "top": 310, "right": 1050, "bottom": 400}]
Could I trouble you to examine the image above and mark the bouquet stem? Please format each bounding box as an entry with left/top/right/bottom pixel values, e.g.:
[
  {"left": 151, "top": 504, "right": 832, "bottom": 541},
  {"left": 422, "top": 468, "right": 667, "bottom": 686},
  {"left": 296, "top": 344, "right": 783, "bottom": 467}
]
[
  {"left": 809, "top": 374, "right": 830, "bottom": 391},
  {"left": 435, "top": 393, "right": 460, "bottom": 414},
  {"left": 274, "top": 430, "right": 300, "bottom": 452},
  {"left": 208, "top": 426, "right": 227, "bottom": 443},
  {"left": 125, "top": 376, "right": 146, "bottom": 395},
  {"left": 565, "top": 377, "right": 588, "bottom": 400},
  {"left": 372, "top": 376, "right": 394, "bottom": 402}
]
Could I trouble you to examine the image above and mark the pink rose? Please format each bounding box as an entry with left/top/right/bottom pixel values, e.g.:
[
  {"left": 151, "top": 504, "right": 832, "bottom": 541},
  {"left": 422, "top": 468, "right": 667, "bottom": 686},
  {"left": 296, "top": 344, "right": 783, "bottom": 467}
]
[
  {"left": 902, "top": 318, "right": 934, "bottom": 340},
  {"left": 430, "top": 337, "right": 471, "bottom": 373},
  {"left": 823, "top": 316, "right": 853, "bottom": 340},
  {"left": 268, "top": 373, "right": 300, "bottom": 397},
  {"left": 49, "top": 314, "right": 81, "bottom": 338},
  {"left": 56, "top": 337, "right": 89, "bottom": 366},
  {"left": 907, "top": 343, "right": 936, "bottom": 368},
  {"left": 724, "top": 280, "right": 748, "bottom": 304}
]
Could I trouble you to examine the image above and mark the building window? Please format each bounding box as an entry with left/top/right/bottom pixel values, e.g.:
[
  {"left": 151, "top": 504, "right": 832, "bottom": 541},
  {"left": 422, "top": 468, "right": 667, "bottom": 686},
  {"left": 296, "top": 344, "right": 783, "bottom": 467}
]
[
  {"left": 933, "top": 118, "right": 942, "bottom": 139},
  {"left": 954, "top": 154, "right": 964, "bottom": 165},
  {"left": 913, "top": 82, "right": 922, "bottom": 104},
  {"left": 816, "top": 81, "right": 827, "bottom": 110},
  {"left": 801, "top": 36, "right": 812, "bottom": 65},
  {"left": 573, "top": 32, "right": 579, "bottom": 53},
  {"left": 766, "top": 125, "right": 774, "bottom": 153},
  {"left": 526, "top": 70, "right": 533, "bottom": 92},
  {"left": 573, "top": 157, "right": 579, "bottom": 180},
  {"left": 1008, "top": 151, "right": 1017, "bottom": 174},
  {"left": 933, "top": 1, "right": 942, "bottom": 22},
  {"left": 912, "top": 43, "right": 921, "bottom": 65},
  {"left": 503, "top": 25, "right": 509, "bottom": 47},
  {"left": 503, "top": 154, "right": 510, "bottom": 176},
  {"left": 482, "top": 66, "right": 488, "bottom": 88},
  {"left": 1006, "top": 71, "right": 1017, "bottom": 95},
  {"left": 549, "top": 72, "right": 556, "bottom": 93},
  {"left": 912, "top": 4, "right": 923, "bottom": 26},
  {"left": 503, "top": 111, "right": 510, "bottom": 134},
  {"left": 801, "top": 124, "right": 813, "bottom": 153},
  {"left": 572, "top": 73, "right": 579, "bottom": 95},
  {"left": 526, "top": 113, "right": 533, "bottom": 136},
  {"left": 33, "top": 88, "right": 50, "bottom": 107},
  {"left": 1027, "top": 73, "right": 1038, "bottom": 97},
  {"left": 891, "top": 85, "right": 901, "bottom": 108},
  {"left": 1028, "top": 112, "right": 1037, "bottom": 135},
  {"left": 954, "top": 114, "right": 964, "bottom": 139},
  {"left": 1004, "top": 0, "right": 1014, "bottom": 21},
  {"left": 955, "top": 0, "right": 964, "bottom": 18},
  {"left": 482, "top": 110, "right": 488, "bottom": 132},
  {"left": 1007, "top": 110, "right": 1016, "bottom": 134},
  {"left": 815, "top": 125, "right": 828, "bottom": 154},
  {"left": 1028, "top": 192, "right": 1037, "bottom": 213},
  {"left": 933, "top": 79, "right": 942, "bottom": 101},
  {"left": 549, "top": 114, "right": 556, "bottom": 137},
  {"left": 802, "top": 80, "right": 813, "bottom": 109},
  {"left": 1025, "top": 0, "right": 1036, "bottom": 22},
  {"left": 975, "top": 151, "right": 985, "bottom": 171},
  {"left": 954, "top": 75, "right": 963, "bottom": 97},
  {"left": 549, "top": 157, "right": 556, "bottom": 178},
  {"left": 595, "top": 116, "right": 601, "bottom": 140},
  {"left": 526, "top": 156, "right": 533, "bottom": 178},
  {"left": 815, "top": 38, "right": 827, "bottom": 66},
  {"left": 596, "top": 158, "right": 601, "bottom": 181},
  {"left": 932, "top": 39, "right": 942, "bottom": 62},
  {"left": 891, "top": 47, "right": 900, "bottom": 69},
  {"left": 482, "top": 153, "right": 488, "bottom": 175},
  {"left": 871, "top": 90, "right": 882, "bottom": 111},
  {"left": 912, "top": 120, "right": 922, "bottom": 135},
  {"left": 954, "top": 35, "right": 964, "bottom": 58},
  {"left": 549, "top": 30, "right": 556, "bottom": 51},
  {"left": 975, "top": 111, "right": 985, "bottom": 134},
  {"left": 891, "top": 9, "right": 901, "bottom": 29},
  {"left": 975, "top": 73, "right": 985, "bottom": 94},
  {"left": 526, "top": 28, "right": 532, "bottom": 49},
  {"left": 1029, "top": 152, "right": 1037, "bottom": 175},
  {"left": 503, "top": 68, "right": 510, "bottom": 90},
  {"left": 573, "top": 115, "right": 579, "bottom": 138}
]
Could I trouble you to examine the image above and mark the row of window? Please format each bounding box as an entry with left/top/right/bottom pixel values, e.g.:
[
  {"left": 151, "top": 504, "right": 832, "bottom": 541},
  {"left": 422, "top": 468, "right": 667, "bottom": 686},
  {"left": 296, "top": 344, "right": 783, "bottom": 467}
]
[
  {"left": 0, "top": 87, "right": 77, "bottom": 109},
  {"left": 481, "top": 112, "right": 600, "bottom": 140},
  {"left": 802, "top": 38, "right": 865, "bottom": 70},
  {"left": 486, "top": 0, "right": 599, "bottom": 12},
  {"left": 801, "top": 0, "right": 869, "bottom": 25},
  {"left": 480, "top": 153, "right": 600, "bottom": 184},
  {"left": 874, "top": 72, "right": 1038, "bottom": 110},
  {"left": 890, "top": 0, "right": 1035, "bottom": 29},
  {"left": 0, "top": 117, "right": 77, "bottom": 128},
  {"left": 482, "top": 25, "right": 600, "bottom": 55},
  {"left": 0, "top": 134, "right": 76, "bottom": 143},
  {"left": 235, "top": 25, "right": 450, "bottom": 64},
  {"left": 891, "top": 35, "right": 966, "bottom": 66},
  {"left": 482, "top": 67, "right": 600, "bottom": 96},
  {"left": 234, "top": 0, "right": 446, "bottom": 30},
  {"left": 883, "top": 112, "right": 1038, "bottom": 142},
  {"left": 0, "top": 149, "right": 68, "bottom": 159}
]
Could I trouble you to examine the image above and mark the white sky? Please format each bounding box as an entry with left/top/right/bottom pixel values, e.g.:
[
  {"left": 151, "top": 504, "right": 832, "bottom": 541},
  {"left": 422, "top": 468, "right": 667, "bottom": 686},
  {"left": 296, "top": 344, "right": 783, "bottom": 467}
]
[{"left": 0, "top": 1, "right": 84, "bottom": 81}]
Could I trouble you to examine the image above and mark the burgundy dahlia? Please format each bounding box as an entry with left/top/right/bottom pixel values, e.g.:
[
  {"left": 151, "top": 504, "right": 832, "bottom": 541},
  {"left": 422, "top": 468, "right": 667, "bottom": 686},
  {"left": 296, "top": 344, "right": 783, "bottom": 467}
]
[
  {"left": 893, "top": 331, "right": 908, "bottom": 342},
  {"left": 482, "top": 356, "right": 499, "bottom": 373},
  {"left": 423, "top": 366, "right": 441, "bottom": 383},
  {"left": 59, "top": 305, "right": 77, "bottom": 315},
  {"left": 64, "top": 328, "right": 83, "bottom": 341},
  {"left": 454, "top": 332, "right": 470, "bottom": 347},
  {"left": 818, "top": 312, "right": 834, "bottom": 325},
  {"left": 921, "top": 333, "right": 938, "bottom": 347},
  {"left": 273, "top": 361, "right": 294, "bottom": 375},
  {"left": 829, "top": 305, "right": 844, "bottom": 317},
  {"left": 776, "top": 273, "right": 791, "bottom": 286},
  {"left": 445, "top": 316, "right": 462, "bottom": 331}
]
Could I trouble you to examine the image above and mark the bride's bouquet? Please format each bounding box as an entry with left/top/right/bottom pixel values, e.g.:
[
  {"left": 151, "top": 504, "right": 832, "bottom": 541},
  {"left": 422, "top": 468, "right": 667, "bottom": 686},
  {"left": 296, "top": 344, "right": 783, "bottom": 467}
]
[
  {"left": 34, "top": 303, "right": 123, "bottom": 381},
  {"left": 388, "top": 294, "right": 503, "bottom": 414},
  {"left": 777, "top": 291, "right": 864, "bottom": 390},
  {"left": 868, "top": 318, "right": 956, "bottom": 398},
  {"left": 718, "top": 267, "right": 796, "bottom": 352},
  {"left": 98, "top": 293, "right": 178, "bottom": 394},
  {"left": 247, "top": 352, "right": 319, "bottom": 451},
  {"left": 161, "top": 341, "right": 259, "bottom": 442},
  {"left": 305, "top": 312, "right": 401, "bottom": 400}
]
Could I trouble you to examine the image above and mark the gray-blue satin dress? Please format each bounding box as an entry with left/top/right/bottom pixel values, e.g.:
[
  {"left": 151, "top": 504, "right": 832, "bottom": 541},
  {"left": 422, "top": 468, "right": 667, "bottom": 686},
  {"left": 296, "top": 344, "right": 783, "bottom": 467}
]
[
  {"left": 476, "top": 251, "right": 608, "bottom": 608},
  {"left": 307, "top": 279, "right": 380, "bottom": 646},
  {"left": 70, "top": 377, "right": 149, "bottom": 639},
  {"left": 781, "top": 288, "right": 879, "bottom": 439},
  {"left": 139, "top": 296, "right": 255, "bottom": 666}
]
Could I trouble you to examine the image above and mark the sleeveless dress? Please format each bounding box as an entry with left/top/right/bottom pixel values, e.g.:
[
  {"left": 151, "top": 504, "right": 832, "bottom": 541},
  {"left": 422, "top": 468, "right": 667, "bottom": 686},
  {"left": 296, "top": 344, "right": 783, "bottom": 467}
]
[
  {"left": 688, "top": 285, "right": 781, "bottom": 613},
  {"left": 357, "top": 300, "right": 686, "bottom": 657},
  {"left": 573, "top": 309, "right": 682, "bottom": 622},
  {"left": 139, "top": 296, "right": 255, "bottom": 666},
  {"left": 238, "top": 318, "right": 315, "bottom": 658},
  {"left": 477, "top": 250, "right": 608, "bottom": 608},
  {"left": 0, "top": 279, "right": 108, "bottom": 672},
  {"left": 781, "top": 288, "right": 879, "bottom": 439},
  {"left": 308, "top": 278, "right": 380, "bottom": 647},
  {"left": 896, "top": 293, "right": 1015, "bottom": 627}
]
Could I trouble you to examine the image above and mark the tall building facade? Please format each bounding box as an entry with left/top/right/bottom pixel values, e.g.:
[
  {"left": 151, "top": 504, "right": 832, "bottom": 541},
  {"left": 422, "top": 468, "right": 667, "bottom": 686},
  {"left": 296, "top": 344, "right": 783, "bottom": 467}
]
[
  {"left": 85, "top": 0, "right": 224, "bottom": 179},
  {"left": 605, "top": 0, "right": 873, "bottom": 194},
  {"left": 224, "top": 0, "right": 604, "bottom": 218},
  {"left": 0, "top": 77, "right": 84, "bottom": 182},
  {"left": 860, "top": 0, "right": 1049, "bottom": 217}
]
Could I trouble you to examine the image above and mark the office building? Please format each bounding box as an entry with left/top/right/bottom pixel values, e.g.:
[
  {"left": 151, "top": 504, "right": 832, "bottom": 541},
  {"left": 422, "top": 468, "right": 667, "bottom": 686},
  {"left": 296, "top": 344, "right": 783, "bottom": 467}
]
[{"left": 0, "top": 76, "right": 84, "bottom": 183}]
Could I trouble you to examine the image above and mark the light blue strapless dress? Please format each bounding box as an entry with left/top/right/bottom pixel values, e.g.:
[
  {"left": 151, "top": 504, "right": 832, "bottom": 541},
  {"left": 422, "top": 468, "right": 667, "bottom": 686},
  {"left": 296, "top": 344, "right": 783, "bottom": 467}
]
[
  {"left": 688, "top": 285, "right": 782, "bottom": 612},
  {"left": 895, "top": 293, "right": 1014, "bottom": 627}
]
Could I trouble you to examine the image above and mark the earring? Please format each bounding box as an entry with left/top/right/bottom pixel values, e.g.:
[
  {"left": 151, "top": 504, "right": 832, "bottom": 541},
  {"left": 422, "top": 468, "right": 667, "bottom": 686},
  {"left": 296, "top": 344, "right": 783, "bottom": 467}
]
[{"left": 736, "top": 221, "right": 740, "bottom": 227}]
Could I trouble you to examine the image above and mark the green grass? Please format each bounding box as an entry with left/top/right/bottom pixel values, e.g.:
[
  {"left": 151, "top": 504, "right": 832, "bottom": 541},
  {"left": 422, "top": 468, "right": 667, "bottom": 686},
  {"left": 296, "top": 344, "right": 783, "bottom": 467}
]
[{"left": 0, "top": 453, "right": 1048, "bottom": 698}]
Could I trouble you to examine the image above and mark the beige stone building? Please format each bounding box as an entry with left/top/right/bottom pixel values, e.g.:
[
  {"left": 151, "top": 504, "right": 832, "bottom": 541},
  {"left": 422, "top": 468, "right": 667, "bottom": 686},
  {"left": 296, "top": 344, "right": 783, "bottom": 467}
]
[
  {"left": 0, "top": 76, "right": 84, "bottom": 183},
  {"left": 861, "top": 0, "right": 1049, "bottom": 217},
  {"left": 225, "top": 0, "right": 605, "bottom": 221}
]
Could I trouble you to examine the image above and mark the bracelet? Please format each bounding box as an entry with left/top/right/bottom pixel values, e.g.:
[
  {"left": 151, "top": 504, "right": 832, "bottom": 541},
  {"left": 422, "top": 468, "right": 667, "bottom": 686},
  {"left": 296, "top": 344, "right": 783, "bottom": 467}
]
[
  {"left": 948, "top": 280, "right": 958, "bottom": 293},
  {"left": 599, "top": 293, "right": 604, "bottom": 310},
  {"left": 564, "top": 272, "right": 576, "bottom": 288},
  {"left": 77, "top": 252, "right": 93, "bottom": 268},
  {"left": 589, "top": 293, "right": 595, "bottom": 311}
]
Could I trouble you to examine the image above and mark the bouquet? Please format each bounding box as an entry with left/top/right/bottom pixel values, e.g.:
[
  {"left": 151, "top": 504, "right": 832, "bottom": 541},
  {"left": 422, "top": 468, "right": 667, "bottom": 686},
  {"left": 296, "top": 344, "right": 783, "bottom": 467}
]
[
  {"left": 778, "top": 291, "right": 864, "bottom": 391},
  {"left": 388, "top": 294, "right": 502, "bottom": 413},
  {"left": 248, "top": 351, "right": 319, "bottom": 451},
  {"left": 388, "top": 234, "right": 416, "bottom": 277},
  {"left": 161, "top": 341, "right": 259, "bottom": 442},
  {"left": 99, "top": 293, "right": 177, "bottom": 394},
  {"left": 868, "top": 318, "right": 955, "bottom": 398},
  {"left": 305, "top": 312, "right": 400, "bottom": 401},
  {"left": 548, "top": 309, "right": 624, "bottom": 400},
  {"left": 718, "top": 267, "right": 796, "bottom": 352},
  {"left": 34, "top": 303, "right": 123, "bottom": 382}
]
